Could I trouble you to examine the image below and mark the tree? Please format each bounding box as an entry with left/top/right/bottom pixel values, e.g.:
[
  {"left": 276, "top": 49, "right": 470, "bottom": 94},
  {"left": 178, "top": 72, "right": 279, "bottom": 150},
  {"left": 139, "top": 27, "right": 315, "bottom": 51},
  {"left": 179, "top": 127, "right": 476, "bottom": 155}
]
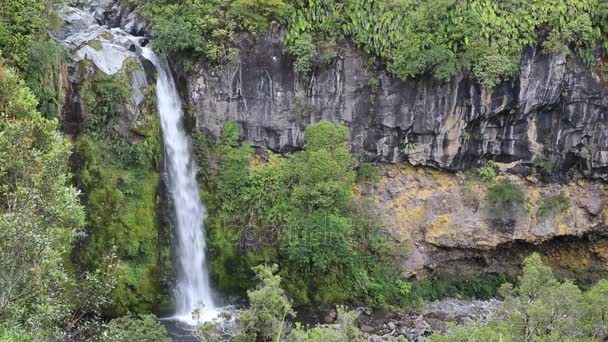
[
  {"left": 499, "top": 253, "right": 585, "bottom": 341},
  {"left": 430, "top": 253, "right": 596, "bottom": 341},
  {"left": 288, "top": 306, "right": 361, "bottom": 342},
  {"left": 237, "top": 264, "right": 294, "bottom": 341},
  {"left": 0, "top": 64, "right": 85, "bottom": 338},
  {"left": 585, "top": 279, "right": 608, "bottom": 339},
  {"left": 103, "top": 314, "right": 171, "bottom": 342},
  {"left": 288, "top": 120, "right": 354, "bottom": 212}
]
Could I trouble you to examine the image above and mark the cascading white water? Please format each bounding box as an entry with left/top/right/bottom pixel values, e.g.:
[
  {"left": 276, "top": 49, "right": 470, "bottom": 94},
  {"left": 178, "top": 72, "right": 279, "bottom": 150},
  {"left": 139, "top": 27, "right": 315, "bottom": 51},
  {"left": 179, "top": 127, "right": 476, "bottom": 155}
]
[{"left": 141, "top": 47, "right": 219, "bottom": 324}]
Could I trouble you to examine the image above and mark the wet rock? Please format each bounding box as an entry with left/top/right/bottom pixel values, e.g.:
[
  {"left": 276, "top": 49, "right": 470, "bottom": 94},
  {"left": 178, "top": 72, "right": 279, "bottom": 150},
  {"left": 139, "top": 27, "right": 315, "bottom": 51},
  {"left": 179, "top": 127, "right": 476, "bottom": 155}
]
[
  {"left": 184, "top": 33, "right": 608, "bottom": 179},
  {"left": 53, "top": 2, "right": 153, "bottom": 138},
  {"left": 360, "top": 299, "right": 502, "bottom": 341}
]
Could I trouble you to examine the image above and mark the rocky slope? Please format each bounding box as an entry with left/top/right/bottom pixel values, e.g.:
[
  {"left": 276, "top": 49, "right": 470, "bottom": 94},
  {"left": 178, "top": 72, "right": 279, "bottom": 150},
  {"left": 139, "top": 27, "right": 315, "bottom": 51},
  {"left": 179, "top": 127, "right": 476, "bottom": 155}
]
[{"left": 183, "top": 31, "right": 608, "bottom": 179}]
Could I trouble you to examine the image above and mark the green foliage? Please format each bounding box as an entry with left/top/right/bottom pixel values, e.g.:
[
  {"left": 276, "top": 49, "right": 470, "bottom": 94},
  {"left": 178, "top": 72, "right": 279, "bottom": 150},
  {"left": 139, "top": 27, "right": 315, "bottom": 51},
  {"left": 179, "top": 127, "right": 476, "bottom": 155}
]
[
  {"left": 532, "top": 155, "right": 554, "bottom": 174},
  {"left": 486, "top": 178, "right": 526, "bottom": 211},
  {"left": 196, "top": 267, "right": 363, "bottom": 342},
  {"left": 73, "top": 62, "right": 168, "bottom": 315},
  {"left": 24, "top": 40, "right": 67, "bottom": 119},
  {"left": 0, "top": 0, "right": 49, "bottom": 70},
  {"left": 286, "top": 32, "right": 316, "bottom": 75},
  {"left": 476, "top": 160, "right": 497, "bottom": 182},
  {"left": 287, "top": 306, "right": 361, "bottom": 342},
  {"left": 283, "top": 210, "right": 354, "bottom": 274},
  {"left": 430, "top": 253, "right": 608, "bottom": 341},
  {"left": 355, "top": 163, "right": 379, "bottom": 183},
  {"left": 130, "top": 0, "right": 238, "bottom": 61},
  {"left": 405, "top": 273, "right": 513, "bottom": 306},
  {"left": 585, "top": 279, "right": 608, "bottom": 339},
  {"left": 289, "top": 120, "right": 355, "bottom": 211},
  {"left": 74, "top": 133, "right": 170, "bottom": 315},
  {"left": 0, "top": 63, "right": 104, "bottom": 339},
  {"left": 103, "top": 314, "right": 171, "bottom": 342},
  {"left": 286, "top": 0, "right": 608, "bottom": 87},
  {"left": 194, "top": 121, "right": 408, "bottom": 307},
  {"left": 229, "top": 0, "right": 292, "bottom": 32},
  {"left": 236, "top": 264, "right": 294, "bottom": 341},
  {"left": 538, "top": 192, "right": 570, "bottom": 217},
  {"left": 81, "top": 64, "right": 133, "bottom": 132}
]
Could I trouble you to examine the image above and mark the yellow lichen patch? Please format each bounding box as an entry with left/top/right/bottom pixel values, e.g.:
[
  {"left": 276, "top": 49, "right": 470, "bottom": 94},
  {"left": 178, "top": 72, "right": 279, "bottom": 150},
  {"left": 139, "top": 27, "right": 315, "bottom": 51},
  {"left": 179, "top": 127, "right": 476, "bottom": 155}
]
[
  {"left": 602, "top": 207, "right": 608, "bottom": 226},
  {"left": 395, "top": 205, "right": 426, "bottom": 228},
  {"left": 592, "top": 243, "right": 608, "bottom": 261},
  {"left": 542, "top": 247, "right": 592, "bottom": 270},
  {"left": 425, "top": 214, "right": 452, "bottom": 242}
]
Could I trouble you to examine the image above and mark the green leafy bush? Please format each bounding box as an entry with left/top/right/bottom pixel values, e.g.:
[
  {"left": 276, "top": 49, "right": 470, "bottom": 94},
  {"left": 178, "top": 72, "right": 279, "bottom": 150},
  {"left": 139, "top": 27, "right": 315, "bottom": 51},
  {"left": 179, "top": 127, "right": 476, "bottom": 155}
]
[
  {"left": 104, "top": 314, "right": 171, "bottom": 342},
  {"left": 229, "top": 0, "right": 292, "bottom": 32},
  {"left": 194, "top": 121, "right": 408, "bottom": 307},
  {"left": 286, "top": 0, "right": 608, "bottom": 87},
  {"left": 131, "top": 0, "right": 238, "bottom": 61},
  {"left": 405, "top": 273, "right": 514, "bottom": 306},
  {"left": 538, "top": 192, "right": 570, "bottom": 217},
  {"left": 25, "top": 40, "right": 67, "bottom": 119},
  {"left": 236, "top": 264, "right": 294, "bottom": 341},
  {"left": 286, "top": 32, "right": 316, "bottom": 75},
  {"left": 80, "top": 62, "right": 133, "bottom": 131},
  {"left": 0, "top": 0, "right": 49, "bottom": 70},
  {"left": 487, "top": 178, "right": 526, "bottom": 211},
  {"left": 532, "top": 155, "right": 554, "bottom": 174},
  {"left": 288, "top": 306, "right": 361, "bottom": 341},
  {"left": 476, "top": 160, "right": 498, "bottom": 182},
  {"left": 75, "top": 135, "right": 170, "bottom": 315},
  {"left": 356, "top": 163, "right": 379, "bottom": 183},
  {"left": 430, "top": 254, "right": 608, "bottom": 341}
]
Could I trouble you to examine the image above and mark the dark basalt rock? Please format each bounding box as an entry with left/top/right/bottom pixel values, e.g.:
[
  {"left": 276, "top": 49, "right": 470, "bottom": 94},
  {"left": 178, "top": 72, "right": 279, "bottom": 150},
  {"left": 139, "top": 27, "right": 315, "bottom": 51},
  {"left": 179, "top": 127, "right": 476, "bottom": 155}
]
[{"left": 183, "top": 31, "right": 608, "bottom": 179}]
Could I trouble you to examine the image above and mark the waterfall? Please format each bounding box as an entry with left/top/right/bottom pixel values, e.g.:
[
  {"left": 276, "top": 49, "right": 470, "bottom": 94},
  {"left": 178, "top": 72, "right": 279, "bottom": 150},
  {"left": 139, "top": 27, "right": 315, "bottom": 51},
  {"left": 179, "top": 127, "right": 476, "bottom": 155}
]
[{"left": 141, "top": 47, "right": 219, "bottom": 324}]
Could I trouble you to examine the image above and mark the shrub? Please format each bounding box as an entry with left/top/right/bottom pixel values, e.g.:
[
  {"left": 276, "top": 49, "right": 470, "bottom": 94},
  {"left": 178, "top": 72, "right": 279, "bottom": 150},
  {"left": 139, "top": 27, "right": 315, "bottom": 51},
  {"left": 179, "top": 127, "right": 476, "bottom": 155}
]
[
  {"left": 533, "top": 155, "right": 554, "bottom": 174},
  {"left": 236, "top": 264, "right": 294, "bottom": 341},
  {"left": 286, "top": 32, "right": 315, "bottom": 76},
  {"left": 132, "top": 0, "right": 238, "bottom": 61},
  {"left": 229, "top": 0, "right": 292, "bottom": 32},
  {"left": 538, "top": 192, "right": 570, "bottom": 217},
  {"left": 287, "top": 306, "right": 361, "bottom": 342},
  {"left": 103, "top": 314, "right": 171, "bottom": 342},
  {"left": 476, "top": 160, "right": 498, "bottom": 182},
  {"left": 487, "top": 178, "right": 526, "bottom": 211},
  {"left": 0, "top": 0, "right": 49, "bottom": 70},
  {"left": 25, "top": 40, "right": 67, "bottom": 119},
  {"left": 286, "top": 0, "right": 607, "bottom": 87},
  {"left": 356, "top": 163, "right": 379, "bottom": 183}
]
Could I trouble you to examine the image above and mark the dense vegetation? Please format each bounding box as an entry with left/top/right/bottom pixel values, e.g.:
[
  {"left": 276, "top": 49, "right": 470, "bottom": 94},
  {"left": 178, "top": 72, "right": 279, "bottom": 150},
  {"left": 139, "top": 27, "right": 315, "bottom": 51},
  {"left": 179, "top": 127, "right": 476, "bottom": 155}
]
[
  {"left": 73, "top": 60, "right": 171, "bottom": 315},
  {"left": 0, "top": 61, "right": 170, "bottom": 340},
  {"left": 0, "top": 1, "right": 172, "bottom": 337},
  {"left": 130, "top": 0, "right": 608, "bottom": 87},
  {"left": 196, "top": 254, "right": 608, "bottom": 341},
  {"left": 430, "top": 254, "right": 608, "bottom": 342},
  {"left": 3, "top": 0, "right": 608, "bottom": 340},
  {"left": 193, "top": 120, "right": 411, "bottom": 307}
]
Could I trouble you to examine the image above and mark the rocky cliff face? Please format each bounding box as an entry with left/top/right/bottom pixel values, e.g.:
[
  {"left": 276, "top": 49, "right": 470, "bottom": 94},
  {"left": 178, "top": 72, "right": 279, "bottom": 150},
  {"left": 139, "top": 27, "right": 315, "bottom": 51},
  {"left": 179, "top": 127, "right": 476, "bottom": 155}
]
[
  {"left": 181, "top": 34, "right": 608, "bottom": 277},
  {"left": 56, "top": 1, "right": 608, "bottom": 282},
  {"left": 184, "top": 32, "right": 608, "bottom": 179},
  {"left": 53, "top": 1, "right": 152, "bottom": 136},
  {"left": 355, "top": 163, "right": 608, "bottom": 278}
]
